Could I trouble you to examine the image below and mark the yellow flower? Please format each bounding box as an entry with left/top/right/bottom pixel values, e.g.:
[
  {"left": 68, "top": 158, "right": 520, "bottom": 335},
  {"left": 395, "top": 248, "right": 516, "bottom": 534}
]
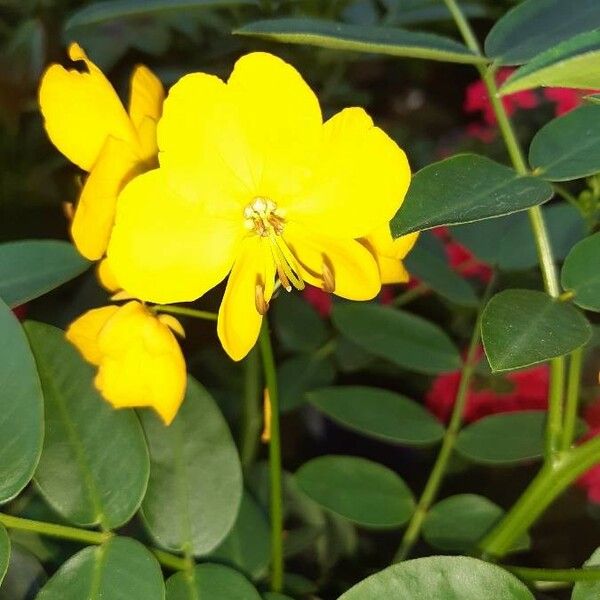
[
  {"left": 39, "top": 43, "right": 164, "bottom": 261},
  {"left": 107, "top": 52, "right": 411, "bottom": 360},
  {"left": 365, "top": 226, "right": 419, "bottom": 284},
  {"left": 66, "top": 300, "right": 186, "bottom": 425}
]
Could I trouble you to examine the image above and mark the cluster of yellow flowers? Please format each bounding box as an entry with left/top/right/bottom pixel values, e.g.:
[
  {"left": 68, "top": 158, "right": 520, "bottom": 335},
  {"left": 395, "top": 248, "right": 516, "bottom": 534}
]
[{"left": 39, "top": 44, "right": 415, "bottom": 425}]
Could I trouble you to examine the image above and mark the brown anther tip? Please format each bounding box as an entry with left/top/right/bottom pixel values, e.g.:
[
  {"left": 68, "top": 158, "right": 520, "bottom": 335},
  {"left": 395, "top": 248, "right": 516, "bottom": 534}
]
[
  {"left": 322, "top": 261, "right": 335, "bottom": 293},
  {"left": 255, "top": 284, "right": 269, "bottom": 315},
  {"left": 62, "top": 202, "right": 75, "bottom": 222}
]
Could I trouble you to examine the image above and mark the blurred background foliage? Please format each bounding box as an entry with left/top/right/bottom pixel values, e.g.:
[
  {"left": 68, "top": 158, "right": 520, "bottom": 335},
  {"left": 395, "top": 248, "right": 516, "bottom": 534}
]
[{"left": 1, "top": 1, "right": 600, "bottom": 598}]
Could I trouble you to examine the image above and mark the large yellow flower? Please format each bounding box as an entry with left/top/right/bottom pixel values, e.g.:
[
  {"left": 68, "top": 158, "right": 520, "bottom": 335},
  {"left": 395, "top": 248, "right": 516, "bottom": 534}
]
[
  {"left": 39, "top": 43, "right": 164, "bottom": 260},
  {"left": 107, "top": 52, "right": 411, "bottom": 360},
  {"left": 66, "top": 300, "right": 186, "bottom": 425}
]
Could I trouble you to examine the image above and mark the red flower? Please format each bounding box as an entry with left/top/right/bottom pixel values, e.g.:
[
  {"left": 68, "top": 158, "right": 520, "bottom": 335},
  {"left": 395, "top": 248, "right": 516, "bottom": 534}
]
[
  {"left": 303, "top": 285, "right": 332, "bottom": 318},
  {"left": 543, "top": 88, "right": 598, "bottom": 116},
  {"left": 426, "top": 357, "right": 548, "bottom": 424},
  {"left": 576, "top": 401, "right": 600, "bottom": 504}
]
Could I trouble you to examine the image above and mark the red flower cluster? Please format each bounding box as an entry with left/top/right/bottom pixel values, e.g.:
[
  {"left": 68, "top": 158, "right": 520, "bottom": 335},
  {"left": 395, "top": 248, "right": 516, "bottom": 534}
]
[
  {"left": 577, "top": 401, "right": 600, "bottom": 504},
  {"left": 464, "top": 68, "right": 596, "bottom": 142},
  {"left": 425, "top": 357, "right": 548, "bottom": 424}
]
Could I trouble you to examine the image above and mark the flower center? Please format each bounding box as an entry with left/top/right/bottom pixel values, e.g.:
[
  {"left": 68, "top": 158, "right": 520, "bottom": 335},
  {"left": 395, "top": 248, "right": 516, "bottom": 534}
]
[{"left": 244, "top": 197, "right": 304, "bottom": 293}]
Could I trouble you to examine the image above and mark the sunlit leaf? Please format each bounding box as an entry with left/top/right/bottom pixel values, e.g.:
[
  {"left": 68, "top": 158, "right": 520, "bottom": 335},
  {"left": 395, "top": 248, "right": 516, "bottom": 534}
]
[{"left": 561, "top": 233, "right": 600, "bottom": 312}]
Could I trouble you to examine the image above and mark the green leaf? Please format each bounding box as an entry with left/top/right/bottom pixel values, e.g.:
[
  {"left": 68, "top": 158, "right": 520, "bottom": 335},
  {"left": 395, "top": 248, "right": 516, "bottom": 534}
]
[
  {"left": 235, "top": 18, "right": 487, "bottom": 64},
  {"left": 484, "top": 0, "right": 600, "bottom": 65},
  {"left": 295, "top": 455, "right": 414, "bottom": 528},
  {"left": 36, "top": 537, "right": 164, "bottom": 600},
  {"left": 272, "top": 292, "right": 328, "bottom": 353},
  {"left": 308, "top": 386, "right": 444, "bottom": 446},
  {"left": 0, "top": 303, "right": 43, "bottom": 503},
  {"left": 453, "top": 204, "right": 585, "bottom": 271},
  {"left": 529, "top": 105, "right": 600, "bottom": 181},
  {"left": 208, "top": 491, "right": 270, "bottom": 580},
  {"left": 0, "top": 240, "right": 89, "bottom": 308},
  {"left": 25, "top": 321, "right": 149, "bottom": 529},
  {"left": 573, "top": 546, "right": 600, "bottom": 599},
  {"left": 481, "top": 289, "right": 591, "bottom": 372},
  {"left": 263, "top": 594, "right": 294, "bottom": 600},
  {"left": 338, "top": 556, "right": 534, "bottom": 599},
  {"left": 423, "top": 494, "right": 530, "bottom": 553},
  {"left": 456, "top": 411, "right": 546, "bottom": 465},
  {"left": 562, "top": 233, "right": 600, "bottom": 312},
  {"left": 0, "top": 525, "right": 9, "bottom": 586},
  {"left": 279, "top": 354, "right": 336, "bottom": 413},
  {"left": 500, "top": 30, "right": 600, "bottom": 95},
  {"left": 391, "top": 154, "right": 553, "bottom": 237},
  {"left": 390, "top": 2, "right": 489, "bottom": 26},
  {"left": 332, "top": 303, "right": 460, "bottom": 375},
  {"left": 66, "top": 0, "right": 256, "bottom": 30},
  {"left": 166, "top": 563, "right": 261, "bottom": 600},
  {"left": 140, "top": 377, "right": 243, "bottom": 556},
  {"left": 404, "top": 232, "right": 478, "bottom": 306},
  {"left": 0, "top": 544, "right": 46, "bottom": 600}
]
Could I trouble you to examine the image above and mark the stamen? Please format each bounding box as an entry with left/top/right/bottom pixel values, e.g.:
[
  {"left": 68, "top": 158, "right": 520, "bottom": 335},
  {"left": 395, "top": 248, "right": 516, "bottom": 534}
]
[
  {"left": 322, "top": 260, "right": 335, "bottom": 293},
  {"left": 255, "top": 283, "right": 269, "bottom": 315}
]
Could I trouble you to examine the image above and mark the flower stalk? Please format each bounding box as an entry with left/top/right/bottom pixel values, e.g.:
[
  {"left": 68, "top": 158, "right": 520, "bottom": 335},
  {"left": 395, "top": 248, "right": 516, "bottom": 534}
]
[{"left": 258, "top": 318, "right": 284, "bottom": 592}]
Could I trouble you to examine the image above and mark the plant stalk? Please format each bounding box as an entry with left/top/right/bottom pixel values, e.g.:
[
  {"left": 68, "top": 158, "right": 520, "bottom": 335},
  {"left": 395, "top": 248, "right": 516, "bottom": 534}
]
[{"left": 240, "top": 346, "right": 262, "bottom": 470}]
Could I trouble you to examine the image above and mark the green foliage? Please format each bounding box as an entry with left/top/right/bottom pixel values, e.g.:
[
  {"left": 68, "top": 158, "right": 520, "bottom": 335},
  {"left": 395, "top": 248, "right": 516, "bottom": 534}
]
[
  {"left": 391, "top": 154, "right": 553, "bottom": 237},
  {"left": 338, "top": 556, "right": 534, "bottom": 599},
  {"left": 573, "top": 546, "right": 600, "bottom": 600},
  {"left": 308, "top": 385, "right": 444, "bottom": 446},
  {"left": 165, "top": 563, "right": 261, "bottom": 600},
  {"left": 423, "top": 494, "right": 530, "bottom": 553},
  {"left": 332, "top": 303, "right": 461, "bottom": 374},
  {"left": 36, "top": 537, "right": 164, "bottom": 600},
  {"left": 561, "top": 233, "right": 600, "bottom": 312},
  {"left": 0, "top": 301, "right": 43, "bottom": 504},
  {"left": 295, "top": 455, "right": 414, "bottom": 528},
  {"left": 0, "top": 526, "right": 9, "bottom": 587},
  {"left": 25, "top": 321, "right": 149, "bottom": 530},
  {"left": 236, "top": 17, "right": 487, "bottom": 64},
  {"left": 0, "top": 241, "right": 89, "bottom": 308},
  {"left": 529, "top": 105, "right": 600, "bottom": 181},
  {"left": 456, "top": 411, "right": 546, "bottom": 465},
  {"left": 484, "top": 0, "right": 600, "bottom": 65},
  {"left": 405, "top": 232, "right": 478, "bottom": 306},
  {"left": 0, "top": 544, "right": 46, "bottom": 600},
  {"left": 140, "top": 377, "right": 243, "bottom": 556},
  {"left": 501, "top": 30, "right": 600, "bottom": 95},
  {"left": 208, "top": 491, "right": 270, "bottom": 580},
  {"left": 481, "top": 290, "right": 591, "bottom": 372},
  {"left": 278, "top": 354, "right": 335, "bottom": 412}
]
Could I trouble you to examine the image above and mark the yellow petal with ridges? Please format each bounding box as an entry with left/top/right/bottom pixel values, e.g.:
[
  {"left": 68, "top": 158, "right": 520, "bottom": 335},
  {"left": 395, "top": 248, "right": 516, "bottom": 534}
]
[
  {"left": 107, "top": 169, "right": 245, "bottom": 304},
  {"left": 287, "top": 107, "right": 411, "bottom": 239},
  {"left": 39, "top": 43, "right": 135, "bottom": 171},
  {"left": 95, "top": 301, "right": 186, "bottom": 425},
  {"left": 285, "top": 223, "right": 381, "bottom": 300},
  {"left": 217, "top": 236, "right": 275, "bottom": 361},
  {"left": 66, "top": 305, "right": 119, "bottom": 365},
  {"left": 71, "top": 136, "right": 140, "bottom": 260}
]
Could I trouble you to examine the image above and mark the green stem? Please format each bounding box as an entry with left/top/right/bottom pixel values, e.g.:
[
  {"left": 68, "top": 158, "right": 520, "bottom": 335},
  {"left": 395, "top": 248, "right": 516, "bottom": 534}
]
[
  {"left": 240, "top": 347, "right": 262, "bottom": 470},
  {"left": 393, "top": 283, "right": 429, "bottom": 307},
  {"left": 258, "top": 318, "right": 284, "bottom": 592},
  {"left": 0, "top": 513, "right": 112, "bottom": 546},
  {"left": 153, "top": 305, "right": 217, "bottom": 321},
  {"left": 393, "top": 287, "right": 488, "bottom": 562},
  {"left": 560, "top": 348, "right": 584, "bottom": 451},
  {"left": 480, "top": 434, "right": 600, "bottom": 557},
  {"left": 0, "top": 513, "right": 191, "bottom": 572},
  {"left": 506, "top": 565, "right": 600, "bottom": 583}
]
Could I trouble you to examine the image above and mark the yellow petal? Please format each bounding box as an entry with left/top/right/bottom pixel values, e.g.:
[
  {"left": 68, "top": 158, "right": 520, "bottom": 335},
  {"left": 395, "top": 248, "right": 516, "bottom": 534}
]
[
  {"left": 367, "top": 224, "right": 419, "bottom": 260},
  {"left": 66, "top": 305, "right": 119, "bottom": 365},
  {"left": 97, "top": 259, "right": 120, "bottom": 293},
  {"left": 71, "top": 136, "right": 140, "bottom": 260},
  {"left": 157, "top": 314, "right": 185, "bottom": 338},
  {"left": 95, "top": 301, "right": 186, "bottom": 425},
  {"left": 107, "top": 169, "right": 245, "bottom": 304},
  {"left": 157, "top": 72, "right": 253, "bottom": 208},
  {"left": 227, "top": 52, "right": 322, "bottom": 200},
  {"left": 217, "top": 236, "right": 275, "bottom": 361},
  {"left": 285, "top": 223, "right": 381, "bottom": 301},
  {"left": 377, "top": 255, "right": 411, "bottom": 284},
  {"left": 128, "top": 65, "right": 164, "bottom": 161},
  {"left": 39, "top": 43, "right": 135, "bottom": 171},
  {"left": 288, "top": 107, "right": 411, "bottom": 239}
]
